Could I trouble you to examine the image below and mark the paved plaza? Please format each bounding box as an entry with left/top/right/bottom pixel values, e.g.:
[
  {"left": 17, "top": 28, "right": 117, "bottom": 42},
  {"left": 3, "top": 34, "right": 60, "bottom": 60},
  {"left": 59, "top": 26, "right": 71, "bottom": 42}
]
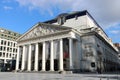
[{"left": 0, "top": 72, "right": 119, "bottom": 80}]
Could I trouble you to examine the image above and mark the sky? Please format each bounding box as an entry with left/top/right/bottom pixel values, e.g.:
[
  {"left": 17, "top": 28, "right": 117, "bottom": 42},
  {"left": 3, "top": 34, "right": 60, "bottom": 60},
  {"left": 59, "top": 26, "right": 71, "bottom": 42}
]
[{"left": 0, "top": 0, "right": 120, "bottom": 43}]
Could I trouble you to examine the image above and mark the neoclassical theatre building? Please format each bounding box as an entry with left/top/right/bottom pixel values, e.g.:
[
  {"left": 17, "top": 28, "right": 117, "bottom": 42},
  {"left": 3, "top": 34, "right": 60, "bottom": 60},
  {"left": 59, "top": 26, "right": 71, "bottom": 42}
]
[{"left": 16, "top": 10, "right": 120, "bottom": 72}]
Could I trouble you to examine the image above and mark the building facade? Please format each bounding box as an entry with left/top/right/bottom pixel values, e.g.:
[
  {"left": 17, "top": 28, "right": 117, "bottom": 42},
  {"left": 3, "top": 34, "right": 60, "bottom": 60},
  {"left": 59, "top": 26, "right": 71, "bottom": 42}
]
[
  {"left": 0, "top": 28, "right": 21, "bottom": 70},
  {"left": 114, "top": 43, "right": 120, "bottom": 62},
  {"left": 16, "top": 10, "right": 120, "bottom": 73}
]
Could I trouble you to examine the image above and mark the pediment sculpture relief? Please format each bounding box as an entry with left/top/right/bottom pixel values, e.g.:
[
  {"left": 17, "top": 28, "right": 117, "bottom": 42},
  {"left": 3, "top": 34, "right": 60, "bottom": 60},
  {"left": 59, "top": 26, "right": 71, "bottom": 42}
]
[{"left": 19, "top": 24, "right": 66, "bottom": 41}]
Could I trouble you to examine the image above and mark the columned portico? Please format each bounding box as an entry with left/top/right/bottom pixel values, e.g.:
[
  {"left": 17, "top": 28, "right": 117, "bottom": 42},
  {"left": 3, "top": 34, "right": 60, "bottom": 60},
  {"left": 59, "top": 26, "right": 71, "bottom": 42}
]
[
  {"left": 17, "top": 38, "right": 75, "bottom": 72},
  {"left": 16, "top": 23, "right": 77, "bottom": 72},
  {"left": 16, "top": 38, "right": 75, "bottom": 72}
]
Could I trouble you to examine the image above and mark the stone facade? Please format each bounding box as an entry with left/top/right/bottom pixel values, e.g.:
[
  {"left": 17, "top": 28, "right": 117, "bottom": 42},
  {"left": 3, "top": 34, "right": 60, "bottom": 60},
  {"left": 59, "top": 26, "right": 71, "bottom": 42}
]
[{"left": 16, "top": 10, "right": 120, "bottom": 73}]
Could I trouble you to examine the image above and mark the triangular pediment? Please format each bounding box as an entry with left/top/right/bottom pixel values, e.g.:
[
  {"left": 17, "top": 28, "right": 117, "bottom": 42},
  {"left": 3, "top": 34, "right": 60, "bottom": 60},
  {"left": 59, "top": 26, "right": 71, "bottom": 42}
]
[{"left": 18, "top": 23, "right": 71, "bottom": 41}]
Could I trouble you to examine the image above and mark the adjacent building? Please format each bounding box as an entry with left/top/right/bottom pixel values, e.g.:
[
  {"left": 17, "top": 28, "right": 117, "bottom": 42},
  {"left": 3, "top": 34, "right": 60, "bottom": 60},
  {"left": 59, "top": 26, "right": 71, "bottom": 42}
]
[
  {"left": 114, "top": 43, "right": 120, "bottom": 59},
  {"left": 15, "top": 10, "right": 120, "bottom": 73},
  {"left": 0, "top": 28, "right": 21, "bottom": 70}
]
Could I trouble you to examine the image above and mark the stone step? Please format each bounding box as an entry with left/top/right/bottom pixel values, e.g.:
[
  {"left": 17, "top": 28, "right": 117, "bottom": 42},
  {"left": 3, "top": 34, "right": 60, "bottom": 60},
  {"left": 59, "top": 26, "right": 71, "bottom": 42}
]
[{"left": 16, "top": 70, "right": 73, "bottom": 74}]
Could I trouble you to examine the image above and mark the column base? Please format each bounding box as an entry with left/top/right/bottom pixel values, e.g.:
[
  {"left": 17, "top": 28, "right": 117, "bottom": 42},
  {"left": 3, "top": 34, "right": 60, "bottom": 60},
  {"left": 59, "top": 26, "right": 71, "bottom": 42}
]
[
  {"left": 49, "top": 70, "right": 54, "bottom": 72},
  {"left": 41, "top": 69, "right": 46, "bottom": 72},
  {"left": 33, "top": 70, "right": 38, "bottom": 72},
  {"left": 15, "top": 69, "right": 20, "bottom": 72},
  {"left": 27, "top": 70, "right": 31, "bottom": 72}
]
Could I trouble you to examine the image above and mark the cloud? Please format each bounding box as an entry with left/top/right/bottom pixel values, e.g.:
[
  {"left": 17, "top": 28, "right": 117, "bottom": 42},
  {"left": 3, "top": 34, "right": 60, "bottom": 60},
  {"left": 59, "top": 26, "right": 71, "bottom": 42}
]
[
  {"left": 106, "top": 23, "right": 120, "bottom": 42},
  {"left": 3, "top": 6, "right": 13, "bottom": 10},
  {"left": 110, "top": 30, "right": 120, "bottom": 34},
  {"left": 15, "top": 0, "right": 120, "bottom": 29}
]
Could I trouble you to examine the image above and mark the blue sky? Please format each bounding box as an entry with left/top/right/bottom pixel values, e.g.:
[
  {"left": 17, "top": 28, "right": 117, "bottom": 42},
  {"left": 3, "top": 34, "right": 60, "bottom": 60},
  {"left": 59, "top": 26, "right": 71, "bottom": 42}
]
[{"left": 0, "top": 0, "right": 120, "bottom": 43}]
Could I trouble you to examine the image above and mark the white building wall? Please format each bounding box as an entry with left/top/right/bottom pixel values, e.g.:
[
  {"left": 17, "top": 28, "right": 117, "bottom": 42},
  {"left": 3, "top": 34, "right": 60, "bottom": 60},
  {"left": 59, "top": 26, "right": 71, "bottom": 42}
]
[
  {"left": 53, "top": 15, "right": 88, "bottom": 30},
  {"left": 53, "top": 15, "right": 98, "bottom": 30},
  {"left": 81, "top": 35, "right": 96, "bottom": 72},
  {"left": 94, "top": 35, "right": 119, "bottom": 71},
  {"left": 0, "top": 38, "right": 17, "bottom": 64}
]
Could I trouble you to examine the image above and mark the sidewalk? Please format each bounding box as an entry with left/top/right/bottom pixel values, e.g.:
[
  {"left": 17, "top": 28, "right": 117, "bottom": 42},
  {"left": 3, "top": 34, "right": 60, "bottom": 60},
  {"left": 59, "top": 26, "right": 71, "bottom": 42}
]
[{"left": 0, "top": 72, "right": 119, "bottom": 80}]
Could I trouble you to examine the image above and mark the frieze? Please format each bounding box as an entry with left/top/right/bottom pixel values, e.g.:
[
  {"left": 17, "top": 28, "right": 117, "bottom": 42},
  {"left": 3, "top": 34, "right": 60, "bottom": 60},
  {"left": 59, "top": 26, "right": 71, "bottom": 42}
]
[{"left": 19, "top": 24, "right": 69, "bottom": 41}]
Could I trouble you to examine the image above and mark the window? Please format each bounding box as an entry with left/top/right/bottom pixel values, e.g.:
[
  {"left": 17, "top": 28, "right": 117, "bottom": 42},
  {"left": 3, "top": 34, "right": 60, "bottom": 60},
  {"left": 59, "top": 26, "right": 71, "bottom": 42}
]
[
  {"left": 14, "top": 33, "right": 16, "bottom": 36},
  {"left": 15, "top": 54, "right": 17, "bottom": 58},
  {"left": 3, "top": 53, "right": 5, "bottom": 57},
  {"left": 8, "top": 31, "right": 11, "bottom": 34},
  {"left": 0, "top": 52, "right": 2, "bottom": 57},
  {"left": 1, "top": 40, "right": 3, "bottom": 45},
  {"left": 4, "top": 41, "right": 6, "bottom": 45},
  {"left": 8, "top": 42, "right": 10, "bottom": 46},
  {"left": 57, "top": 17, "right": 64, "bottom": 25},
  {"left": 84, "top": 44, "right": 93, "bottom": 52},
  {"left": 6, "top": 53, "right": 8, "bottom": 57},
  {"left": 7, "top": 47, "right": 9, "bottom": 51},
  {"left": 75, "top": 15, "right": 78, "bottom": 20},
  {"left": 84, "top": 43, "right": 94, "bottom": 57},
  {"left": 10, "top": 42, "right": 12, "bottom": 46},
  {"left": 91, "top": 62, "right": 95, "bottom": 67},
  {"left": 3, "top": 47, "right": 6, "bottom": 51},
  {"left": 97, "top": 44, "right": 100, "bottom": 47},
  {"left": 13, "top": 43, "right": 16, "bottom": 47},
  {"left": 0, "top": 46, "right": 2, "bottom": 50},
  {"left": 1, "top": 34, "right": 3, "bottom": 36},
  {"left": 10, "top": 48, "right": 12, "bottom": 52},
  {"left": 13, "top": 48, "right": 15, "bottom": 52},
  {"left": 9, "top": 53, "right": 11, "bottom": 58},
  {"left": 16, "top": 49, "right": 17, "bottom": 52}
]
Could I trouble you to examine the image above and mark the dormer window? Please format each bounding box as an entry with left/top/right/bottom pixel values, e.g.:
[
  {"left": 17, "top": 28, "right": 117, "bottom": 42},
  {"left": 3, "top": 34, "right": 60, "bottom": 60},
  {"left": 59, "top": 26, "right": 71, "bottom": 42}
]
[
  {"left": 75, "top": 15, "right": 78, "bottom": 20},
  {"left": 57, "top": 17, "right": 64, "bottom": 25},
  {"left": 57, "top": 13, "right": 67, "bottom": 25}
]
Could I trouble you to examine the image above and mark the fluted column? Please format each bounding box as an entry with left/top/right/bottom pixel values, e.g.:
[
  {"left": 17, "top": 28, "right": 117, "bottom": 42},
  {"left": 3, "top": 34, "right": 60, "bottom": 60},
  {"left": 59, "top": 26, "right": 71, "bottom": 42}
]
[
  {"left": 21, "top": 45, "right": 26, "bottom": 70},
  {"left": 27, "top": 44, "right": 32, "bottom": 71},
  {"left": 16, "top": 46, "right": 20, "bottom": 71},
  {"left": 69, "top": 38, "right": 73, "bottom": 69},
  {"left": 42, "top": 42, "right": 46, "bottom": 71},
  {"left": 59, "top": 39, "right": 64, "bottom": 71},
  {"left": 50, "top": 40, "right": 54, "bottom": 71},
  {"left": 34, "top": 43, "right": 39, "bottom": 71}
]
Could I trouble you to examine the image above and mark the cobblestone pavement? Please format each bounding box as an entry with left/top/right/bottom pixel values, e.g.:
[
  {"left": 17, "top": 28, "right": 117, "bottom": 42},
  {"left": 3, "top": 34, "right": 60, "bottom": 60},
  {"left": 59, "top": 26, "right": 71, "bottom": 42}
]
[{"left": 0, "top": 72, "right": 119, "bottom": 80}]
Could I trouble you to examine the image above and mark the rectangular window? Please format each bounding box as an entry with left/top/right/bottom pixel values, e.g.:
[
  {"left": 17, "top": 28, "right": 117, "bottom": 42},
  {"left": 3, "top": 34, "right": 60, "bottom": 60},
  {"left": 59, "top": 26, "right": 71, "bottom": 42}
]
[
  {"left": 1, "top": 40, "right": 3, "bottom": 45},
  {"left": 8, "top": 42, "right": 10, "bottom": 46},
  {"left": 4, "top": 47, "right": 6, "bottom": 51},
  {"left": 0, "top": 52, "right": 2, "bottom": 57},
  {"left": 13, "top": 43, "right": 16, "bottom": 47},
  {"left": 4, "top": 41, "right": 6, "bottom": 45},
  {"left": 0, "top": 46, "right": 2, "bottom": 50},
  {"left": 91, "top": 62, "right": 95, "bottom": 67},
  {"left": 3, "top": 53, "right": 5, "bottom": 57}
]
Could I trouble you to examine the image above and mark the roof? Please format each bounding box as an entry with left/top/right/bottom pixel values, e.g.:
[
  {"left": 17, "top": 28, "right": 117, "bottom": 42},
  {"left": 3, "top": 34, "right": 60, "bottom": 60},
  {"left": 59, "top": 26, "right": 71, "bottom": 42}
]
[
  {"left": 44, "top": 10, "right": 108, "bottom": 38},
  {"left": 44, "top": 10, "right": 88, "bottom": 23}
]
